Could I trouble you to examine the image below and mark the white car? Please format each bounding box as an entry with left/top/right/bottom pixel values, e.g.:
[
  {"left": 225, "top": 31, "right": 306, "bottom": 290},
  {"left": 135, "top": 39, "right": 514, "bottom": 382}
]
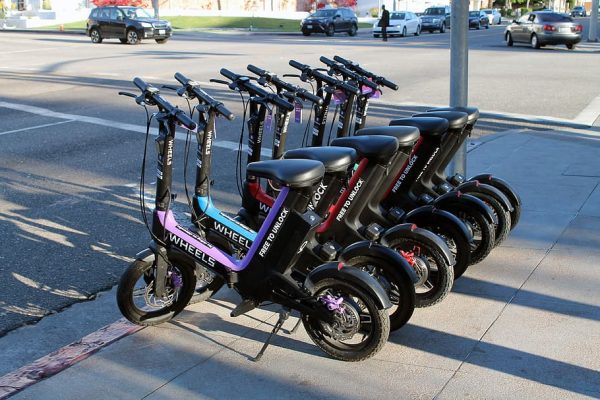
[
  {"left": 482, "top": 9, "right": 502, "bottom": 25},
  {"left": 373, "top": 11, "right": 422, "bottom": 37}
]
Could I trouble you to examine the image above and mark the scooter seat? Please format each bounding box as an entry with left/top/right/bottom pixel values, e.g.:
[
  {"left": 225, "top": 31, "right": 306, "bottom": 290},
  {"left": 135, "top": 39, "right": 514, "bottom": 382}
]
[
  {"left": 247, "top": 159, "right": 324, "bottom": 188},
  {"left": 389, "top": 117, "right": 449, "bottom": 137},
  {"left": 428, "top": 106, "right": 480, "bottom": 124},
  {"left": 330, "top": 135, "right": 399, "bottom": 164},
  {"left": 355, "top": 126, "right": 420, "bottom": 147},
  {"left": 284, "top": 146, "right": 357, "bottom": 174},
  {"left": 413, "top": 111, "right": 468, "bottom": 130}
]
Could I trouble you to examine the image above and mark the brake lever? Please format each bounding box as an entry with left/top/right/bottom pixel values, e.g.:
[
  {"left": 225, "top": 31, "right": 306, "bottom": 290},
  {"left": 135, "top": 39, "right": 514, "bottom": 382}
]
[
  {"left": 118, "top": 91, "right": 137, "bottom": 98},
  {"left": 210, "top": 79, "right": 229, "bottom": 85},
  {"left": 283, "top": 74, "right": 301, "bottom": 78},
  {"left": 162, "top": 84, "right": 179, "bottom": 91}
]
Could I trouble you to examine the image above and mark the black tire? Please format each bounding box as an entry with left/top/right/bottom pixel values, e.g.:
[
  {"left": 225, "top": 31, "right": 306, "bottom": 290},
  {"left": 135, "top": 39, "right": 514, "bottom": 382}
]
[
  {"left": 90, "top": 28, "right": 102, "bottom": 44},
  {"left": 566, "top": 43, "right": 575, "bottom": 50},
  {"left": 386, "top": 237, "right": 454, "bottom": 307},
  {"left": 470, "top": 193, "right": 511, "bottom": 247},
  {"left": 302, "top": 278, "right": 389, "bottom": 361},
  {"left": 485, "top": 22, "right": 490, "bottom": 29},
  {"left": 429, "top": 29, "right": 434, "bottom": 33},
  {"left": 127, "top": 29, "right": 141, "bottom": 45},
  {"left": 419, "top": 219, "right": 471, "bottom": 280},
  {"left": 415, "top": 25, "right": 421, "bottom": 36},
  {"left": 117, "top": 259, "right": 196, "bottom": 326},
  {"left": 373, "top": 34, "right": 380, "bottom": 38},
  {"left": 506, "top": 32, "right": 514, "bottom": 46},
  {"left": 302, "top": 30, "right": 311, "bottom": 36},
  {"left": 343, "top": 255, "right": 415, "bottom": 331},
  {"left": 119, "top": 38, "right": 127, "bottom": 44},
  {"left": 531, "top": 33, "right": 540, "bottom": 49},
  {"left": 453, "top": 207, "right": 495, "bottom": 265},
  {"left": 440, "top": 23, "right": 446, "bottom": 33},
  {"left": 155, "top": 38, "right": 169, "bottom": 44},
  {"left": 349, "top": 24, "right": 357, "bottom": 36},
  {"left": 326, "top": 24, "right": 334, "bottom": 37},
  {"left": 401, "top": 26, "right": 407, "bottom": 37},
  {"left": 476, "top": 22, "right": 481, "bottom": 30}
]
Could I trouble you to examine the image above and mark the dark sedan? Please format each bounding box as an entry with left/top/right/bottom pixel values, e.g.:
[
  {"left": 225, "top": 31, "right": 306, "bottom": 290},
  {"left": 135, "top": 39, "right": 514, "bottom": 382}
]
[
  {"left": 468, "top": 10, "right": 489, "bottom": 29},
  {"left": 300, "top": 8, "right": 358, "bottom": 37},
  {"left": 505, "top": 12, "right": 582, "bottom": 49}
]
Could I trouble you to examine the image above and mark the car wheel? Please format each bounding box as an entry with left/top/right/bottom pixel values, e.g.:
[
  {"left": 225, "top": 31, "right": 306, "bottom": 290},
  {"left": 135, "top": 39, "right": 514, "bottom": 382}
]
[
  {"left": 127, "top": 29, "right": 141, "bottom": 45},
  {"left": 90, "top": 28, "right": 102, "bottom": 44},
  {"left": 348, "top": 24, "right": 357, "bottom": 36},
  {"left": 566, "top": 43, "right": 576, "bottom": 50},
  {"left": 440, "top": 23, "right": 446, "bottom": 33},
  {"left": 326, "top": 24, "right": 334, "bottom": 37},
  {"left": 476, "top": 22, "right": 481, "bottom": 30},
  {"left": 402, "top": 26, "right": 407, "bottom": 37},
  {"left": 429, "top": 29, "right": 433, "bottom": 33},
  {"left": 119, "top": 38, "right": 127, "bottom": 44},
  {"left": 530, "top": 33, "right": 540, "bottom": 49},
  {"left": 373, "top": 34, "right": 380, "bottom": 38},
  {"left": 506, "top": 32, "right": 513, "bottom": 46},
  {"left": 415, "top": 25, "right": 421, "bottom": 36},
  {"left": 485, "top": 22, "right": 489, "bottom": 29},
  {"left": 155, "top": 38, "right": 168, "bottom": 44}
]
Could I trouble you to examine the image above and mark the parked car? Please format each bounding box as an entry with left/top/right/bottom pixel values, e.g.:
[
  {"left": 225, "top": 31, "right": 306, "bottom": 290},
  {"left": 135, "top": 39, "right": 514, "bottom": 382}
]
[
  {"left": 482, "top": 8, "right": 502, "bottom": 24},
  {"left": 373, "top": 11, "right": 421, "bottom": 37},
  {"left": 301, "top": 8, "right": 358, "bottom": 36},
  {"left": 86, "top": 6, "right": 171, "bottom": 44},
  {"left": 469, "top": 10, "right": 490, "bottom": 29},
  {"left": 420, "top": 6, "right": 451, "bottom": 33},
  {"left": 505, "top": 11, "right": 582, "bottom": 49},
  {"left": 570, "top": 6, "right": 587, "bottom": 16}
]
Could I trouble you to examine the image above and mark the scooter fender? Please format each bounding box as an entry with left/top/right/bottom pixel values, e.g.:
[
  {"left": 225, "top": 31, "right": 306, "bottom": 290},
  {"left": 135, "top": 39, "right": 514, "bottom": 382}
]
[
  {"left": 469, "top": 173, "right": 522, "bottom": 210},
  {"left": 305, "top": 261, "right": 392, "bottom": 309},
  {"left": 134, "top": 246, "right": 156, "bottom": 263},
  {"left": 456, "top": 181, "right": 514, "bottom": 212},
  {"left": 379, "top": 223, "right": 455, "bottom": 267},
  {"left": 433, "top": 191, "right": 498, "bottom": 225},
  {"left": 404, "top": 205, "right": 473, "bottom": 244},
  {"left": 338, "top": 241, "right": 419, "bottom": 285}
]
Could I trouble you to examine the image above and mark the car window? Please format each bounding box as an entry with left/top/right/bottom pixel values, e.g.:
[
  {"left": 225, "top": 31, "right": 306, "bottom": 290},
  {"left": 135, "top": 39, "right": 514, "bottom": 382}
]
[
  {"left": 391, "top": 12, "right": 406, "bottom": 19},
  {"left": 90, "top": 9, "right": 98, "bottom": 18},
  {"left": 99, "top": 8, "right": 110, "bottom": 19},
  {"left": 109, "top": 8, "right": 122, "bottom": 20},
  {"left": 528, "top": 14, "right": 536, "bottom": 22},
  {"left": 517, "top": 14, "right": 530, "bottom": 23},
  {"left": 312, "top": 9, "right": 336, "bottom": 17},
  {"left": 469, "top": 11, "right": 479, "bottom": 17},
  {"left": 424, "top": 8, "right": 444, "bottom": 15},
  {"left": 121, "top": 7, "right": 152, "bottom": 19},
  {"left": 484, "top": 10, "right": 492, "bottom": 14},
  {"left": 538, "top": 13, "right": 573, "bottom": 22}
]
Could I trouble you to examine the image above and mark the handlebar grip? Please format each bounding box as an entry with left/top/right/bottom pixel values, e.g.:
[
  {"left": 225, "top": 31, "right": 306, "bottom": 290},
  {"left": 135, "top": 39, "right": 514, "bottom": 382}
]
[
  {"left": 361, "top": 78, "right": 379, "bottom": 91},
  {"left": 174, "top": 72, "right": 190, "bottom": 85},
  {"left": 380, "top": 77, "right": 399, "bottom": 90},
  {"left": 341, "top": 81, "right": 360, "bottom": 95},
  {"left": 247, "top": 64, "right": 267, "bottom": 77},
  {"left": 271, "top": 94, "right": 294, "bottom": 112},
  {"left": 289, "top": 60, "right": 307, "bottom": 71},
  {"left": 319, "top": 56, "right": 336, "bottom": 67},
  {"left": 220, "top": 68, "right": 238, "bottom": 82},
  {"left": 175, "top": 110, "right": 197, "bottom": 131},
  {"left": 333, "top": 55, "right": 352, "bottom": 66},
  {"left": 133, "top": 77, "right": 150, "bottom": 92},
  {"left": 300, "top": 90, "right": 323, "bottom": 105},
  {"left": 216, "top": 103, "right": 235, "bottom": 121}
]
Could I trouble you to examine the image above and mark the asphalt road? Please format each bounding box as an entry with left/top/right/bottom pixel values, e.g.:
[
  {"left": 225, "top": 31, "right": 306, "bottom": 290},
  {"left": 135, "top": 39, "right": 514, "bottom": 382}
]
[{"left": 0, "top": 24, "right": 599, "bottom": 336}]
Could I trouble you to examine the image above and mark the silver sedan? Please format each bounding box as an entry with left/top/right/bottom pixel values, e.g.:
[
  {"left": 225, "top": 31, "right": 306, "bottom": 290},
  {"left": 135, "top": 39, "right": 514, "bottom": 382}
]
[{"left": 505, "top": 12, "right": 582, "bottom": 50}]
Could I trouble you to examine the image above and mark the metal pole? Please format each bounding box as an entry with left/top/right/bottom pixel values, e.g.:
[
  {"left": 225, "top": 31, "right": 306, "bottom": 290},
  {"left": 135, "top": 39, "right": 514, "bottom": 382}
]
[
  {"left": 448, "top": 0, "right": 469, "bottom": 177},
  {"left": 589, "top": 0, "right": 598, "bottom": 42}
]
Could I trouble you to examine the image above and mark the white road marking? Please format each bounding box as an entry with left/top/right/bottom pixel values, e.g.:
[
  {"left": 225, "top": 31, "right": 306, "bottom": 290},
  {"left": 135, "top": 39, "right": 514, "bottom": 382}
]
[
  {"left": 0, "top": 120, "right": 75, "bottom": 136},
  {"left": 574, "top": 94, "right": 600, "bottom": 125},
  {"left": 1, "top": 47, "right": 64, "bottom": 55},
  {"left": 0, "top": 101, "right": 272, "bottom": 157}
]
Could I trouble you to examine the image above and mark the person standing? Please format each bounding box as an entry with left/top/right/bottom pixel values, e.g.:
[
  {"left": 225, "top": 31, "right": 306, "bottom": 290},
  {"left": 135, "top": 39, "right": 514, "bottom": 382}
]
[{"left": 378, "top": 5, "right": 390, "bottom": 41}]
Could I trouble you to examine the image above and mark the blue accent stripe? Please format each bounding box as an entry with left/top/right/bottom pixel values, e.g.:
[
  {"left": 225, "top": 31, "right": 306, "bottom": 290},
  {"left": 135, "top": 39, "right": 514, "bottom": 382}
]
[{"left": 196, "top": 197, "right": 257, "bottom": 241}]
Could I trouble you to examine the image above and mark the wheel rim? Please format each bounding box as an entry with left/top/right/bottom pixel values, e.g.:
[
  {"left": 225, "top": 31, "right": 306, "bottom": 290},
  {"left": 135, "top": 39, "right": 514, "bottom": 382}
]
[
  {"left": 91, "top": 30, "right": 99, "bottom": 42},
  {"left": 532, "top": 35, "right": 537, "bottom": 47},
  {"left": 128, "top": 31, "right": 138, "bottom": 43},
  {"left": 132, "top": 265, "right": 183, "bottom": 312}
]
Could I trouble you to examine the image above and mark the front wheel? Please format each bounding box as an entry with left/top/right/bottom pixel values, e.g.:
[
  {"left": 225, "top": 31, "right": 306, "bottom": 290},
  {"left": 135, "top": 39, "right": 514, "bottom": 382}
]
[
  {"left": 302, "top": 278, "right": 389, "bottom": 362},
  {"left": 401, "top": 26, "right": 407, "bottom": 37},
  {"left": 440, "top": 23, "right": 446, "bottom": 33},
  {"left": 506, "top": 32, "right": 514, "bottom": 46},
  {"left": 348, "top": 24, "right": 357, "bottom": 36},
  {"left": 326, "top": 24, "right": 335, "bottom": 37},
  {"left": 566, "top": 43, "right": 575, "bottom": 50},
  {"left": 387, "top": 237, "right": 454, "bottom": 307},
  {"left": 455, "top": 208, "right": 495, "bottom": 265},
  {"left": 531, "top": 33, "right": 540, "bottom": 49},
  {"left": 127, "top": 29, "right": 141, "bottom": 45},
  {"left": 90, "top": 28, "right": 102, "bottom": 44},
  {"left": 470, "top": 193, "right": 511, "bottom": 247},
  {"left": 415, "top": 25, "right": 421, "bottom": 36},
  {"left": 155, "top": 38, "right": 169, "bottom": 44},
  {"left": 117, "top": 259, "right": 196, "bottom": 326}
]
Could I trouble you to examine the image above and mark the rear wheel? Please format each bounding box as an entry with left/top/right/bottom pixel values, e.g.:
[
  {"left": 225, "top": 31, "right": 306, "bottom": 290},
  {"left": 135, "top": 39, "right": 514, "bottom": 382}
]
[
  {"left": 455, "top": 208, "right": 495, "bottom": 265},
  {"left": 566, "top": 43, "right": 575, "bottom": 50},
  {"left": 419, "top": 219, "right": 471, "bottom": 280},
  {"left": 470, "top": 193, "right": 511, "bottom": 247},
  {"left": 119, "top": 38, "right": 127, "bottom": 44},
  {"left": 348, "top": 24, "right": 357, "bottom": 36},
  {"left": 415, "top": 25, "right": 421, "bottom": 36},
  {"left": 117, "top": 259, "right": 196, "bottom": 326},
  {"left": 401, "top": 26, "right": 407, "bottom": 37},
  {"left": 344, "top": 255, "right": 415, "bottom": 331},
  {"left": 386, "top": 237, "right": 454, "bottom": 307},
  {"left": 440, "top": 23, "right": 446, "bottom": 33},
  {"left": 531, "top": 33, "right": 540, "bottom": 49},
  {"left": 127, "top": 29, "right": 141, "bottom": 45},
  {"left": 90, "top": 28, "right": 102, "bottom": 44},
  {"left": 476, "top": 22, "right": 481, "bottom": 30},
  {"left": 506, "top": 32, "right": 513, "bottom": 46},
  {"left": 302, "top": 278, "right": 389, "bottom": 361}
]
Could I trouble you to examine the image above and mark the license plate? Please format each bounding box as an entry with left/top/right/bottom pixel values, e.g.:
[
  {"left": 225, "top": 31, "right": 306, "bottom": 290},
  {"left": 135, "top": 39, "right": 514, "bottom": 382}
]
[
  {"left": 559, "top": 27, "right": 570, "bottom": 33},
  {"left": 159, "top": 29, "right": 165, "bottom": 35},
  {"left": 306, "top": 25, "right": 312, "bottom": 29}
]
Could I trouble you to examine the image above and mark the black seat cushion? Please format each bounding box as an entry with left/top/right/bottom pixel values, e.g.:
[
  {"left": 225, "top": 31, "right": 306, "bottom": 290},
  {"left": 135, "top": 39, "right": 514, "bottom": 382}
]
[
  {"left": 355, "top": 126, "right": 420, "bottom": 147},
  {"left": 428, "top": 106, "right": 480, "bottom": 124},
  {"left": 247, "top": 159, "right": 324, "bottom": 188},
  {"left": 413, "top": 111, "right": 468, "bottom": 130},
  {"left": 330, "top": 135, "right": 399, "bottom": 164},
  {"left": 389, "top": 117, "right": 449, "bottom": 137},
  {"left": 284, "top": 146, "right": 357, "bottom": 174}
]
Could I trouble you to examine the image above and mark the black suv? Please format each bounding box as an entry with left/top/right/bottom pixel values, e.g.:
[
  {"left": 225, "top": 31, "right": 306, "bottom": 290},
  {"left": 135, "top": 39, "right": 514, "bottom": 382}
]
[
  {"left": 301, "top": 8, "right": 358, "bottom": 37},
  {"left": 86, "top": 6, "right": 172, "bottom": 45},
  {"left": 420, "top": 6, "right": 451, "bottom": 33}
]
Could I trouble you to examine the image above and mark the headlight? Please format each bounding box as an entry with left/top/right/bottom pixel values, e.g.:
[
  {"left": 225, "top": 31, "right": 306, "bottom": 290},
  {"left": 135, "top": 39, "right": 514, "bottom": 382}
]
[
  {"left": 140, "top": 22, "right": 152, "bottom": 28},
  {"left": 432, "top": 18, "right": 440, "bottom": 23}
]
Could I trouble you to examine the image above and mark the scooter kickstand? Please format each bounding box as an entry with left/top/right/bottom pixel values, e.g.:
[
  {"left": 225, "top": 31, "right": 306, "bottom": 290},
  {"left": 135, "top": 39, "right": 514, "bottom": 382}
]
[
  {"left": 286, "top": 318, "right": 302, "bottom": 335},
  {"left": 252, "top": 308, "right": 290, "bottom": 362}
]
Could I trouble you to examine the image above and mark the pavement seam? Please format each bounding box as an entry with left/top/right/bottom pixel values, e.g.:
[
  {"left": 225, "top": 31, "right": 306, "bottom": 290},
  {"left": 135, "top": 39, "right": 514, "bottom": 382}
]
[{"left": 432, "top": 210, "right": 580, "bottom": 400}]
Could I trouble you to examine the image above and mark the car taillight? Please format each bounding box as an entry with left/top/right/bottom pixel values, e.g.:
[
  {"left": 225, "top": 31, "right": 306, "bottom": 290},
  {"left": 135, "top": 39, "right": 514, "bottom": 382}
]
[
  {"left": 574, "top": 24, "right": 583, "bottom": 32},
  {"left": 543, "top": 24, "right": 556, "bottom": 31}
]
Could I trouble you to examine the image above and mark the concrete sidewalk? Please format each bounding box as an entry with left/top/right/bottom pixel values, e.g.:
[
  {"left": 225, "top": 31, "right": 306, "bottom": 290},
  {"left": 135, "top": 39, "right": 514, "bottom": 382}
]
[{"left": 3, "top": 128, "right": 600, "bottom": 399}]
